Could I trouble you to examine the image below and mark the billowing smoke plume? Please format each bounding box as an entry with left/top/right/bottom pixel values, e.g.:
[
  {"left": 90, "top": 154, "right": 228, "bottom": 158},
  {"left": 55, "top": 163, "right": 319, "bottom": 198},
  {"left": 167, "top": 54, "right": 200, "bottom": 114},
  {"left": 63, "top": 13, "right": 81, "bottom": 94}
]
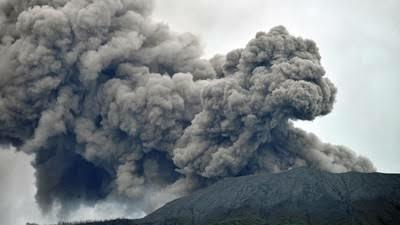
[{"left": 0, "top": 0, "right": 374, "bottom": 216}]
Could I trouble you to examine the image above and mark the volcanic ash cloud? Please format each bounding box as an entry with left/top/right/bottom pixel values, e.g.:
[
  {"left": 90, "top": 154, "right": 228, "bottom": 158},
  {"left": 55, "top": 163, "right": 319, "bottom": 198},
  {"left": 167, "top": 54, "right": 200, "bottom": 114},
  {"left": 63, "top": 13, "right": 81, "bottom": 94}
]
[{"left": 0, "top": 0, "right": 375, "bottom": 215}]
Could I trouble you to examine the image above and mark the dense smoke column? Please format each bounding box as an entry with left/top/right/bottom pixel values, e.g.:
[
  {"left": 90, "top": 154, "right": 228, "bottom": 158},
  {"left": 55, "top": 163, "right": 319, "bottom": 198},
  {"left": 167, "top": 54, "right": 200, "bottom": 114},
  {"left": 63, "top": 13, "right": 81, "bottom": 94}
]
[
  {"left": 0, "top": 0, "right": 374, "bottom": 215},
  {"left": 173, "top": 27, "right": 374, "bottom": 178}
]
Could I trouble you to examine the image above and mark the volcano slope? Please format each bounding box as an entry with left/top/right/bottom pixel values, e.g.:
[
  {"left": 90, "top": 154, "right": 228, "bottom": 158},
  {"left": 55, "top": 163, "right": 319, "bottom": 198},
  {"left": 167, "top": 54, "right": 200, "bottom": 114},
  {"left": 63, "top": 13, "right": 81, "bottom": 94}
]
[{"left": 54, "top": 167, "right": 400, "bottom": 225}]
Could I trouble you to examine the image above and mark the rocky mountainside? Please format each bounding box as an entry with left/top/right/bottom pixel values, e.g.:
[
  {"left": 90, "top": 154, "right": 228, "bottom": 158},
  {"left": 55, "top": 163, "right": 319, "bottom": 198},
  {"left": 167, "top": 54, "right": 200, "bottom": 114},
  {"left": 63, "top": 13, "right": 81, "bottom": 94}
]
[
  {"left": 141, "top": 167, "right": 400, "bottom": 225},
  {"left": 44, "top": 167, "right": 400, "bottom": 225}
]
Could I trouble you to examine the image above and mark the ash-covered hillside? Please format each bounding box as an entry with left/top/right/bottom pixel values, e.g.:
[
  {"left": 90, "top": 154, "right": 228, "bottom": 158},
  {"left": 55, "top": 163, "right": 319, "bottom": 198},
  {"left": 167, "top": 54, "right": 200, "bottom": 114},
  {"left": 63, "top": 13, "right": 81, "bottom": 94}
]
[{"left": 39, "top": 167, "right": 400, "bottom": 225}]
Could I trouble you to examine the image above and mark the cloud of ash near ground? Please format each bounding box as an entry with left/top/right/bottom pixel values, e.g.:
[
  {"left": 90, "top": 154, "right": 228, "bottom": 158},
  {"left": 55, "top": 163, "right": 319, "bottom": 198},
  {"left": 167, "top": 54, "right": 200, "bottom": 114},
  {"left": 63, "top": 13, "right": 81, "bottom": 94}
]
[{"left": 0, "top": 0, "right": 374, "bottom": 219}]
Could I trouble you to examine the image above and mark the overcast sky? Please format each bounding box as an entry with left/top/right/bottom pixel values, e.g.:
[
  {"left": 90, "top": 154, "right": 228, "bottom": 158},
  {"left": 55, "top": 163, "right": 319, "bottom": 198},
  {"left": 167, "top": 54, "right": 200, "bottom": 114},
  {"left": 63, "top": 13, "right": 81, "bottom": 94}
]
[{"left": 1, "top": 1, "right": 399, "bottom": 224}]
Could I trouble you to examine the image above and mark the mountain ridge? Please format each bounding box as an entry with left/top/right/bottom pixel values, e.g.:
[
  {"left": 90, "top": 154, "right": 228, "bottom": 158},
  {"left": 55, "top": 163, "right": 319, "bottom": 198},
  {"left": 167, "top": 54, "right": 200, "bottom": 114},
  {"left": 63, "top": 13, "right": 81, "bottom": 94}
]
[
  {"left": 142, "top": 167, "right": 400, "bottom": 224},
  {"left": 39, "top": 167, "right": 400, "bottom": 225}
]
